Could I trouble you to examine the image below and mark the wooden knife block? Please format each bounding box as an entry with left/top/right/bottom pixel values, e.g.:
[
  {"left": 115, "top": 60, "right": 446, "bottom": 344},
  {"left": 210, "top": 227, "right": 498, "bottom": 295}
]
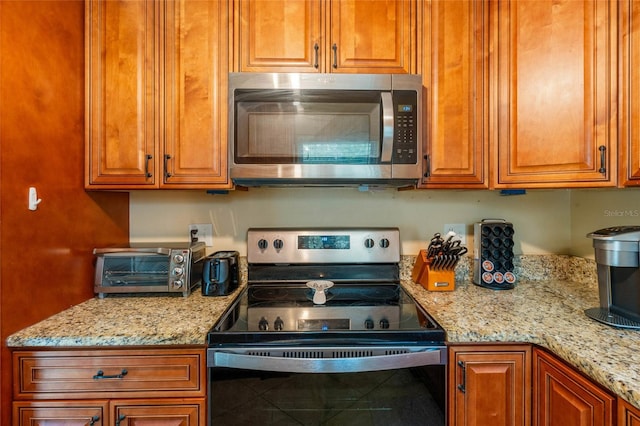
[{"left": 412, "top": 249, "right": 455, "bottom": 292}]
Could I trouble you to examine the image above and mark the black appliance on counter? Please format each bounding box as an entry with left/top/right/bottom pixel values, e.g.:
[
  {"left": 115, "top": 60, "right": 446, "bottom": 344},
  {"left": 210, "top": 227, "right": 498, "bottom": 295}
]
[
  {"left": 586, "top": 226, "right": 640, "bottom": 329},
  {"left": 202, "top": 251, "right": 239, "bottom": 296},
  {"left": 206, "top": 227, "right": 447, "bottom": 425}
]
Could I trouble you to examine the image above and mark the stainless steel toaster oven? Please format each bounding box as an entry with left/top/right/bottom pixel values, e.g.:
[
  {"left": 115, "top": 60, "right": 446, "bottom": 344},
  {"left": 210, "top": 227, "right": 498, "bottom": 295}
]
[{"left": 93, "top": 242, "right": 206, "bottom": 297}]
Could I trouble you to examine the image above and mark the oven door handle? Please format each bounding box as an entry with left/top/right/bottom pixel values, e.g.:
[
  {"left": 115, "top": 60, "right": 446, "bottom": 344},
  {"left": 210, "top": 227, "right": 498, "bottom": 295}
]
[{"left": 209, "top": 348, "right": 446, "bottom": 373}]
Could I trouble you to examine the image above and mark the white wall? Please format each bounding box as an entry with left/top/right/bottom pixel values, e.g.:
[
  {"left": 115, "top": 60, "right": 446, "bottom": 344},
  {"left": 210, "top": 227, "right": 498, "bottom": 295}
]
[{"left": 130, "top": 188, "right": 572, "bottom": 256}]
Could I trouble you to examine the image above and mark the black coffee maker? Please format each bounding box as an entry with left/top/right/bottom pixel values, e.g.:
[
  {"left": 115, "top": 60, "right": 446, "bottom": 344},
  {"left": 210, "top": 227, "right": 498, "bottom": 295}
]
[{"left": 202, "top": 251, "right": 239, "bottom": 296}]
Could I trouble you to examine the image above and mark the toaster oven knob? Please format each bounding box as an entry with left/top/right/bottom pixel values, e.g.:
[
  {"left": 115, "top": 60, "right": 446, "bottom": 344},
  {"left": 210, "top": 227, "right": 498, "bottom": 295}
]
[
  {"left": 172, "top": 267, "right": 184, "bottom": 277},
  {"left": 364, "top": 238, "right": 375, "bottom": 249},
  {"left": 173, "top": 254, "right": 185, "bottom": 264},
  {"left": 172, "top": 279, "right": 184, "bottom": 289}
]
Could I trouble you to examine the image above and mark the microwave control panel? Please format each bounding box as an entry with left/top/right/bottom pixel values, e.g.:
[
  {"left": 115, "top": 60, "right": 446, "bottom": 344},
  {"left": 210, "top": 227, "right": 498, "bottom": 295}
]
[{"left": 393, "top": 90, "right": 418, "bottom": 164}]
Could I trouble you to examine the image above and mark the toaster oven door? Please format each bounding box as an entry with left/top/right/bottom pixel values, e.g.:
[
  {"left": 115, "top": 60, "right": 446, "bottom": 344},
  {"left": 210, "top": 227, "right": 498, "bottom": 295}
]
[{"left": 94, "top": 252, "right": 172, "bottom": 296}]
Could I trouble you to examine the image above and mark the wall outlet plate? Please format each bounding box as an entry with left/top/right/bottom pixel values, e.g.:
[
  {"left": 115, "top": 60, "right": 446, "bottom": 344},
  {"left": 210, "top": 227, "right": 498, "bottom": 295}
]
[
  {"left": 444, "top": 223, "right": 466, "bottom": 244},
  {"left": 188, "top": 223, "right": 214, "bottom": 247}
]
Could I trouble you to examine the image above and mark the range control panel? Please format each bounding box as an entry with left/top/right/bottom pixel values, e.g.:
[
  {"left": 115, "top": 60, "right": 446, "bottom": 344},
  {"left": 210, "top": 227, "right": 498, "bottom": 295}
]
[{"left": 247, "top": 228, "right": 400, "bottom": 264}]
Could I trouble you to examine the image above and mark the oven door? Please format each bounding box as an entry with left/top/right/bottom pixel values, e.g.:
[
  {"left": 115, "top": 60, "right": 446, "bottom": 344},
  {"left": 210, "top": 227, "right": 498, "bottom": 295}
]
[{"left": 207, "top": 346, "right": 446, "bottom": 425}]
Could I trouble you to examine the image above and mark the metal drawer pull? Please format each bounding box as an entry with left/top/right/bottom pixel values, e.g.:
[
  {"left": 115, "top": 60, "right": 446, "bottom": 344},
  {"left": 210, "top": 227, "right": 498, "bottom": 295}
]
[
  {"left": 89, "top": 415, "right": 100, "bottom": 426},
  {"left": 144, "top": 154, "right": 152, "bottom": 178},
  {"left": 598, "top": 145, "right": 606, "bottom": 174},
  {"left": 164, "top": 154, "right": 172, "bottom": 178},
  {"left": 313, "top": 43, "right": 319, "bottom": 68},
  {"left": 93, "top": 369, "right": 128, "bottom": 379},
  {"left": 332, "top": 44, "right": 338, "bottom": 68},
  {"left": 457, "top": 360, "right": 466, "bottom": 393}
]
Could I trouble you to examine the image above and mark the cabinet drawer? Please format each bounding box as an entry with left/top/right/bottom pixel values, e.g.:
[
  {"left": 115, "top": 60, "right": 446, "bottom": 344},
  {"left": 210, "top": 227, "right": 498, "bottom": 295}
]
[{"left": 13, "top": 348, "right": 205, "bottom": 400}]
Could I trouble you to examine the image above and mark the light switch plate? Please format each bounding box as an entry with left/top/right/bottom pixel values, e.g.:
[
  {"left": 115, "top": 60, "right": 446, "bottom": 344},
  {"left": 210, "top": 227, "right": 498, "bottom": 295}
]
[
  {"left": 444, "top": 223, "right": 466, "bottom": 244},
  {"left": 188, "top": 223, "right": 214, "bottom": 247}
]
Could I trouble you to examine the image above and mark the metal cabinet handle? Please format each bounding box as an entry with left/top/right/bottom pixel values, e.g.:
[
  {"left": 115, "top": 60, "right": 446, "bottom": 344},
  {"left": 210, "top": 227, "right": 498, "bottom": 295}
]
[
  {"left": 424, "top": 154, "right": 431, "bottom": 178},
  {"left": 332, "top": 44, "right": 338, "bottom": 68},
  {"left": 598, "top": 145, "right": 606, "bottom": 174},
  {"left": 164, "top": 154, "right": 172, "bottom": 178},
  {"left": 93, "top": 369, "right": 128, "bottom": 380},
  {"left": 89, "top": 415, "right": 100, "bottom": 426},
  {"left": 144, "top": 154, "right": 152, "bottom": 178},
  {"left": 313, "top": 43, "right": 319, "bottom": 69},
  {"left": 457, "top": 360, "right": 466, "bottom": 393},
  {"left": 115, "top": 414, "right": 126, "bottom": 426}
]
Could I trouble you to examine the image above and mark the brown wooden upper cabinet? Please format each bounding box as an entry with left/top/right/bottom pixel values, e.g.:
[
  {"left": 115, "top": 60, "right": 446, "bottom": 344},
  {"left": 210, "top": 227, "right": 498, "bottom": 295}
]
[
  {"left": 620, "top": 0, "right": 640, "bottom": 186},
  {"left": 491, "top": 0, "right": 618, "bottom": 188},
  {"left": 85, "top": 0, "right": 230, "bottom": 189},
  {"left": 421, "top": 0, "right": 489, "bottom": 188},
  {"left": 232, "top": 0, "right": 418, "bottom": 74}
]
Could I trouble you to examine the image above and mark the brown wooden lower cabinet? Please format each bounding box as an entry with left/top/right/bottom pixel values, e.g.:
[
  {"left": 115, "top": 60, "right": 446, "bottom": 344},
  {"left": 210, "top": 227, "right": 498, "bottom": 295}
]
[
  {"left": 448, "top": 344, "right": 532, "bottom": 426},
  {"left": 619, "top": 398, "right": 640, "bottom": 426},
  {"left": 533, "top": 347, "right": 615, "bottom": 426},
  {"left": 12, "top": 347, "right": 206, "bottom": 426}
]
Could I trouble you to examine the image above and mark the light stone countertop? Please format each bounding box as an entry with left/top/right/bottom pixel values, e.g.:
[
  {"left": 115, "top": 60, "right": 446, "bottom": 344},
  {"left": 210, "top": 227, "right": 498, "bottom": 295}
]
[{"left": 6, "top": 255, "right": 640, "bottom": 410}]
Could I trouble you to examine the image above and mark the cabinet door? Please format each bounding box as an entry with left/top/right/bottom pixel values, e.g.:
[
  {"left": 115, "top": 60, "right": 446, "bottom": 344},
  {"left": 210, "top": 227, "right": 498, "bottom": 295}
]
[
  {"left": 620, "top": 0, "right": 640, "bottom": 186},
  {"left": 163, "top": 0, "right": 229, "bottom": 188},
  {"left": 328, "top": 0, "right": 415, "bottom": 73},
  {"left": 619, "top": 398, "right": 640, "bottom": 426},
  {"left": 233, "top": 0, "right": 322, "bottom": 72},
  {"left": 449, "top": 344, "right": 531, "bottom": 426},
  {"left": 112, "top": 399, "right": 204, "bottom": 426},
  {"left": 492, "top": 0, "right": 617, "bottom": 188},
  {"left": 421, "top": 0, "right": 488, "bottom": 188},
  {"left": 86, "top": 0, "right": 159, "bottom": 188},
  {"left": 533, "top": 348, "right": 614, "bottom": 426},
  {"left": 13, "top": 401, "right": 108, "bottom": 426}
]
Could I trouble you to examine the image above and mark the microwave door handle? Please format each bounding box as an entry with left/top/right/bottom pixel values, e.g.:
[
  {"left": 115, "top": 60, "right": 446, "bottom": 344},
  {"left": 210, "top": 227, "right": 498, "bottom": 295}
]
[{"left": 381, "top": 92, "right": 394, "bottom": 163}]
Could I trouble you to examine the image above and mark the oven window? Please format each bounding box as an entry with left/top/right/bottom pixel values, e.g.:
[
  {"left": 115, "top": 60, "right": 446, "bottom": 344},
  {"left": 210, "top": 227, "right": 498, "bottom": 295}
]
[
  {"left": 209, "top": 367, "right": 445, "bottom": 425},
  {"left": 100, "top": 255, "right": 168, "bottom": 287},
  {"left": 234, "top": 90, "right": 382, "bottom": 164}
]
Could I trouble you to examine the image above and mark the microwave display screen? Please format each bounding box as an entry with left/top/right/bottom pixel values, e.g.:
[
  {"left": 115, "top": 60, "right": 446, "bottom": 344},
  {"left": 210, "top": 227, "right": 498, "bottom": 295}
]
[{"left": 298, "top": 235, "right": 350, "bottom": 250}]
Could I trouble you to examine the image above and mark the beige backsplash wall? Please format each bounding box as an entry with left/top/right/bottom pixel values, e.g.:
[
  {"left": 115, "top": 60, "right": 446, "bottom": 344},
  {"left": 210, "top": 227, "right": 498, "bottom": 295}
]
[
  {"left": 130, "top": 188, "right": 573, "bottom": 256},
  {"left": 570, "top": 188, "right": 640, "bottom": 258}
]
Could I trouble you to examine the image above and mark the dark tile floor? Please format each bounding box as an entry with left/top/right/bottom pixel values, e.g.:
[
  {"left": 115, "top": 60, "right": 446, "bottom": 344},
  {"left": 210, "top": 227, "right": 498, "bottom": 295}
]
[{"left": 210, "top": 368, "right": 445, "bottom": 425}]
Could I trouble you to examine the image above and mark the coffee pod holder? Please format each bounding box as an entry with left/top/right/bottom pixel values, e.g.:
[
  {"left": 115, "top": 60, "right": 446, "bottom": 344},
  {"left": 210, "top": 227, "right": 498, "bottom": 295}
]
[{"left": 473, "top": 219, "right": 517, "bottom": 290}]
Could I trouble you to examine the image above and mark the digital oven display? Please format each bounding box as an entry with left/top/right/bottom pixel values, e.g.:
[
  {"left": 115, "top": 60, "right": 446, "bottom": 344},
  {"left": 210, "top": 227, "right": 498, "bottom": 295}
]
[{"left": 298, "top": 235, "right": 350, "bottom": 250}]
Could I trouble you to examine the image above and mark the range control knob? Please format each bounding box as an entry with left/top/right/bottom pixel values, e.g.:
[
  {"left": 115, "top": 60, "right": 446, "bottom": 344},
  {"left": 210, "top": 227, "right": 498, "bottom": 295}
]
[
  {"left": 258, "top": 317, "right": 269, "bottom": 331},
  {"left": 364, "top": 318, "right": 374, "bottom": 329},
  {"left": 364, "top": 238, "right": 375, "bottom": 249},
  {"left": 379, "top": 318, "right": 390, "bottom": 329},
  {"left": 379, "top": 238, "right": 390, "bottom": 248},
  {"left": 257, "top": 239, "right": 268, "bottom": 250},
  {"left": 273, "top": 239, "right": 284, "bottom": 250},
  {"left": 274, "top": 317, "right": 284, "bottom": 331}
]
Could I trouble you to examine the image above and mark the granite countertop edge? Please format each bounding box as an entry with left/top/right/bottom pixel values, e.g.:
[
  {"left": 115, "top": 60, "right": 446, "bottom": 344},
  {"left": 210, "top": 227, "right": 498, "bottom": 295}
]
[{"left": 6, "top": 255, "right": 640, "bottom": 411}]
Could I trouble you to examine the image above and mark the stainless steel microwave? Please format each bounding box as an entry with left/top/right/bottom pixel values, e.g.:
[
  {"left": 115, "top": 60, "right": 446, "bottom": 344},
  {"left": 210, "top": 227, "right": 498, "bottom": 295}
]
[{"left": 228, "top": 73, "right": 423, "bottom": 188}]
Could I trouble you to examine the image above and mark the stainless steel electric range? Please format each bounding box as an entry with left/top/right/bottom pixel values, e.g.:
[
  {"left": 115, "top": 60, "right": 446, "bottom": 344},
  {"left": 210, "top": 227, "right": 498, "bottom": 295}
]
[{"left": 206, "top": 228, "right": 447, "bottom": 425}]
